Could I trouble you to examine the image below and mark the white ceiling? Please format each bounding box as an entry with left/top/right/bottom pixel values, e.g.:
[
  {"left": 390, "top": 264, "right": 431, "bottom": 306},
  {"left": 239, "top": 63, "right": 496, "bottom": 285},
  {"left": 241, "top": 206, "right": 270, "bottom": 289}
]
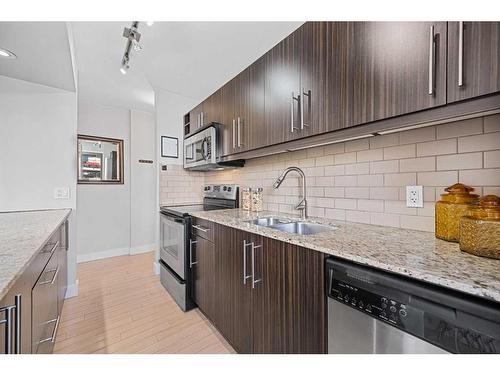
[
  {"left": 0, "top": 22, "right": 75, "bottom": 92},
  {"left": 71, "top": 22, "right": 302, "bottom": 111}
]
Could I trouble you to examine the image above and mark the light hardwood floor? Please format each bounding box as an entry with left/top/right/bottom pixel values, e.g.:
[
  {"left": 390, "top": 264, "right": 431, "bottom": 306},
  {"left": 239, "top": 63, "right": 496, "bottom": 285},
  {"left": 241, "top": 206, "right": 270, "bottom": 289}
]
[{"left": 54, "top": 252, "right": 235, "bottom": 354}]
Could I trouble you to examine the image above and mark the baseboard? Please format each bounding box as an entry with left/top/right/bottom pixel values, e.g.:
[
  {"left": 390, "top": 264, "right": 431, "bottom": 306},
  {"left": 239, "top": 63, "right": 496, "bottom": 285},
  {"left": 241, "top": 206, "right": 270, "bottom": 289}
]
[
  {"left": 153, "top": 261, "right": 160, "bottom": 275},
  {"left": 130, "top": 243, "right": 155, "bottom": 255},
  {"left": 77, "top": 247, "right": 130, "bottom": 263},
  {"left": 65, "top": 280, "right": 79, "bottom": 299}
]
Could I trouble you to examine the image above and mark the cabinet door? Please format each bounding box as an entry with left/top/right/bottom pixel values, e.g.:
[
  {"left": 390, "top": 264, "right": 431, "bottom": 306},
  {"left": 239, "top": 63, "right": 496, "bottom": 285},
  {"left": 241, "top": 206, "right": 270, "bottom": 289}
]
[
  {"left": 447, "top": 22, "right": 500, "bottom": 102},
  {"left": 189, "top": 104, "right": 202, "bottom": 134},
  {"left": 284, "top": 244, "right": 326, "bottom": 353},
  {"left": 216, "top": 224, "right": 253, "bottom": 353},
  {"left": 264, "top": 27, "right": 302, "bottom": 145},
  {"left": 301, "top": 22, "right": 355, "bottom": 135},
  {"left": 220, "top": 80, "right": 235, "bottom": 157},
  {"left": 202, "top": 89, "right": 222, "bottom": 126},
  {"left": 238, "top": 57, "right": 266, "bottom": 151},
  {"left": 353, "top": 22, "right": 447, "bottom": 125},
  {"left": 251, "top": 235, "right": 287, "bottom": 353},
  {"left": 191, "top": 236, "right": 216, "bottom": 321},
  {"left": 58, "top": 221, "right": 68, "bottom": 315}
]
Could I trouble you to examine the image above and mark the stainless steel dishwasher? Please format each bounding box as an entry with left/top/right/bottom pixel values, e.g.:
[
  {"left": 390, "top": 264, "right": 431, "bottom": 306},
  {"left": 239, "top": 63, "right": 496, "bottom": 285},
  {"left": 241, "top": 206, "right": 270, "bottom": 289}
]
[{"left": 326, "top": 257, "right": 500, "bottom": 354}]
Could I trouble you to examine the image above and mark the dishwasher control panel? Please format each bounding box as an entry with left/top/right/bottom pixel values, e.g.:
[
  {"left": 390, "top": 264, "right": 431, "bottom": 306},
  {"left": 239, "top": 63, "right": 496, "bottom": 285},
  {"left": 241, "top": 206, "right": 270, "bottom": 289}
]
[{"left": 329, "top": 279, "right": 409, "bottom": 328}]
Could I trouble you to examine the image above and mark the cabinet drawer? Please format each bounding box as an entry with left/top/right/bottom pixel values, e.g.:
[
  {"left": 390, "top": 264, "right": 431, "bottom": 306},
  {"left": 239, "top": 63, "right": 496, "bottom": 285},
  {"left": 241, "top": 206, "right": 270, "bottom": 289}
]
[
  {"left": 192, "top": 218, "right": 214, "bottom": 242},
  {"left": 32, "top": 250, "right": 60, "bottom": 354}
]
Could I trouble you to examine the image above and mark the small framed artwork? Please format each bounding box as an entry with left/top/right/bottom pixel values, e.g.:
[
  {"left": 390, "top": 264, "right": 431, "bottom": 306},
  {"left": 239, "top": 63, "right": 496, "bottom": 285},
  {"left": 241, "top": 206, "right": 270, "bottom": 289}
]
[{"left": 161, "top": 136, "right": 178, "bottom": 158}]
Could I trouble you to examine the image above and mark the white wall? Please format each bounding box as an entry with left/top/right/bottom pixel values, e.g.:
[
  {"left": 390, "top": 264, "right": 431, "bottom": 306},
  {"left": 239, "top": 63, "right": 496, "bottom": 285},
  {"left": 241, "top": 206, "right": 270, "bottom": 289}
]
[
  {"left": 76, "top": 99, "right": 131, "bottom": 261},
  {"left": 130, "top": 110, "right": 156, "bottom": 253},
  {"left": 77, "top": 99, "right": 157, "bottom": 262},
  {"left": 155, "top": 89, "right": 197, "bottom": 166},
  {"left": 0, "top": 75, "right": 78, "bottom": 296}
]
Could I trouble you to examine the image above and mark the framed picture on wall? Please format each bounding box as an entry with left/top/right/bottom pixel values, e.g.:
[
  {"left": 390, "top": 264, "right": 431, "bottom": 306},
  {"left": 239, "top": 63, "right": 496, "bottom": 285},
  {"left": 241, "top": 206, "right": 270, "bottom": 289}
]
[{"left": 161, "top": 136, "right": 178, "bottom": 158}]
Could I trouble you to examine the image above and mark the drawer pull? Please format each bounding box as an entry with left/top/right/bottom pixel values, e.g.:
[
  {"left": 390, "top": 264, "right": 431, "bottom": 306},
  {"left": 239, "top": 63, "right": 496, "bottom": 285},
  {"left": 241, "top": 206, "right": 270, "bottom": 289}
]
[
  {"left": 193, "top": 225, "right": 210, "bottom": 233},
  {"left": 41, "top": 241, "right": 59, "bottom": 255},
  {"left": 39, "top": 267, "right": 60, "bottom": 285},
  {"left": 38, "top": 315, "right": 61, "bottom": 344}
]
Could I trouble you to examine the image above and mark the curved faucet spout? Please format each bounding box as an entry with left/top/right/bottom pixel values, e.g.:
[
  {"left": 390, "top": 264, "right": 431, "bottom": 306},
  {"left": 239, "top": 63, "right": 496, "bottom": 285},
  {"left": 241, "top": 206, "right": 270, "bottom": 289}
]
[{"left": 273, "top": 166, "right": 308, "bottom": 219}]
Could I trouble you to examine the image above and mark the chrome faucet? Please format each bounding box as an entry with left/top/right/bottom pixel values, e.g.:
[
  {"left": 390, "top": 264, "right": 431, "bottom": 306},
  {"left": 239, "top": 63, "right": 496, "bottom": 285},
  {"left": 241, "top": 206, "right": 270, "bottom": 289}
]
[{"left": 273, "top": 166, "right": 308, "bottom": 219}]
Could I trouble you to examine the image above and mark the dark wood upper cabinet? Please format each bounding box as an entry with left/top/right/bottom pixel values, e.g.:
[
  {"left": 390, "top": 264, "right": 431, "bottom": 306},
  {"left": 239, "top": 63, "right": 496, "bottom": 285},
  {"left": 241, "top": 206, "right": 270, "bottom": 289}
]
[
  {"left": 264, "top": 27, "right": 302, "bottom": 146},
  {"left": 242, "top": 57, "right": 266, "bottom": 151},
  {"left": 300, "top": 22, "right": 355, "bottom": 134},
  {"left": 220, "top": 79, "right": 235, "bottom": 157},
  {"left": 353, "top": 22, "right": 447, "bottom": 125},
  {"left": 447, "top": 22, "right": 500, "bottom": 103},
  {"left": 188, "top": 104, "right": 202, "bottom": 135},
  {"left": 201, "top": 89, "right": 222, "bottom": 126}
]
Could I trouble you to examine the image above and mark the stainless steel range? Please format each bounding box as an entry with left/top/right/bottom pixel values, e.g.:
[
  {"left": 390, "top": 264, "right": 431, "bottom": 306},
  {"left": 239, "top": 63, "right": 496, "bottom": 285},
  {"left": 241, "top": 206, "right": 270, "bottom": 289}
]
[{"left": 158, "top": 184, "right": 238, "bottom": 311}]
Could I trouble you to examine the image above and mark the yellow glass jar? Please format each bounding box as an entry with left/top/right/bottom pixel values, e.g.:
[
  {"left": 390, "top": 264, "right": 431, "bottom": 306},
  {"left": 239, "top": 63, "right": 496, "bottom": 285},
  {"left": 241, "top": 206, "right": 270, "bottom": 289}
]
[
  {"left": 435, "top": 183, "right": 479, "bottom": 242},
  {"left": 460, "top": 195, "right": 500, "bottom": 259}
]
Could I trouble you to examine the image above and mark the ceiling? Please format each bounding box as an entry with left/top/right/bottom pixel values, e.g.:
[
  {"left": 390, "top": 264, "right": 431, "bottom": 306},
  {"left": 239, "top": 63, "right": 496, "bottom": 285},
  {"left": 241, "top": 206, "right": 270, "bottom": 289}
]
[
  {"left": 70, "top": 22, "right": 303, "bottom": 111},
  {"left": 0, "top": 22, "right": 75, "bottom": 92}
]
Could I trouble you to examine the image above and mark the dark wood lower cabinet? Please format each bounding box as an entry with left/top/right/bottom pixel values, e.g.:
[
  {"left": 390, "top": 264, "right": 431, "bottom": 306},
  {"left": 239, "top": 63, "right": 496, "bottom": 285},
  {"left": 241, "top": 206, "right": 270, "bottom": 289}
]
[
  {"left": 208, "top": 222, "right": 326, "bottom": 354},
  {"left": 191, "top": 236, "right": 217, "bottom": 323}
]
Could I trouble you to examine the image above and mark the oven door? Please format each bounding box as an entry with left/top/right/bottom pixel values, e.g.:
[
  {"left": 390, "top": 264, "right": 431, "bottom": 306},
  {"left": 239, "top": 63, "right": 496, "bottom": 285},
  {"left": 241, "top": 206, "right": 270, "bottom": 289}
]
[
  {"left": 159, "top": 213, "right": 186, "bottom": 279},
  {"left": 184, "top": 126, "right": 217, "bottom": 169}
]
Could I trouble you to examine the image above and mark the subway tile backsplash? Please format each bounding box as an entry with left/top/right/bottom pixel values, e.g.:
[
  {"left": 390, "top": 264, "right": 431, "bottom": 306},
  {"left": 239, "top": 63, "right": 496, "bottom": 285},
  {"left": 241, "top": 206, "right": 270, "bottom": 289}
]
[{"left": 160, "top": 114, "right": 500, "bottom": 233}]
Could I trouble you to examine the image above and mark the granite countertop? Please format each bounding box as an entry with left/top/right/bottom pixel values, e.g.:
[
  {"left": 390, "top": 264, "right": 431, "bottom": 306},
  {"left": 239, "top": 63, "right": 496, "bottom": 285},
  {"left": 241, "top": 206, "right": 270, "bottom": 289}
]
[
  {"left": 0, "top": 209, "right": 71, "bottom": 300},
  {"left": 191, "top": 208, "right": 500, "bottom": 304}
]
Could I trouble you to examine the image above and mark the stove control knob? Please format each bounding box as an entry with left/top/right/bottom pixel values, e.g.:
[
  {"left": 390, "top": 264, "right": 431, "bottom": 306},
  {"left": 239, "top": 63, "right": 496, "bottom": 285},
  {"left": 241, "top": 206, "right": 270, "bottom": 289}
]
[
  {"left": 358, "top": 301, "right": 364, "bottom": 309},
  {"left": 351, "top": 297, "right": 356, "bottom": 305},
  {"left": 380, "top": 311, "right": 387, "bottom": 318},
  {"left": 366, "top": 305, "right": 372, "bottom": 313},
  {"left": 390, "top": 306, "right": 397, "bottom": 313},
  {"left": 399, "top": 309, "right": 407, "bottom": 317},
  {"left": 381, "top": 297, "right": 388, "bottom": 304},
  {"left": 381, "top": 303, "right": 387, "bottom": 309},
  {"left": 344, "top": 295, "right": 349, "bottom": 303},
  {"left": 227, "top": 187, "right": 232, "bottom": 192},
  {"left": 223, "top": 186, "right": 227, "bottom": 191}
]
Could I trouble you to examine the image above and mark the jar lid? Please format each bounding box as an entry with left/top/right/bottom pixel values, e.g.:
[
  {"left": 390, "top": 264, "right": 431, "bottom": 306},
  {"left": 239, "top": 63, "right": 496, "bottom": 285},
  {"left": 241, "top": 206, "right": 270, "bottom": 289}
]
[
  {"left": 467, "top": 195, "right": 500, "bottom": 220},
  {"left": 440, "top": 183, "right": 479, "bottom": 203}
]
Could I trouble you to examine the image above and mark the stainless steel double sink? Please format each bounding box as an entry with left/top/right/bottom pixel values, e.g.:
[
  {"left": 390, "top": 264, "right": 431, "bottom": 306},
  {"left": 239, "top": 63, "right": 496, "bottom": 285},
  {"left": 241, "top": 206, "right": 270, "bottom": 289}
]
[{"left": 246, "top": 217, "right": 337, "bottom": 235}]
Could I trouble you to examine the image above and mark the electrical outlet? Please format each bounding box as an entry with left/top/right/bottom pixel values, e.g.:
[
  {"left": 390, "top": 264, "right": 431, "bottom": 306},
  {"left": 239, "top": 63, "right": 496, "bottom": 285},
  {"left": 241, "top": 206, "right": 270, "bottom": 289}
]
[
  {"left": 406, "top": 186, "right": 423, "bottom": 208},
  {"left": 54, "top": 187, "right": 70, "bottom": 199}
]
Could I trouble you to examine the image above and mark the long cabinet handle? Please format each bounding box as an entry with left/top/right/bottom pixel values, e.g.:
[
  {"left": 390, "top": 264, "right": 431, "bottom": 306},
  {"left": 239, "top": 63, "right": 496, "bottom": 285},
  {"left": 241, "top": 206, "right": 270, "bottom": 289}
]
[
  {"left": 232, "top": 119, "right": 236, "bottom": 149},
  {"left": 458, "top": 21, "right": 464, "bottom": 87},
  {"left": 242, "top": 240, "right": 252, "bottom": 285},
  {"left": 237, "top": 117, "right": 242, "bottom": 147},
  {"left": 290, "top": 92, "right": 300, "bottom": 133},
  {"left": 189, "top": 239, "right": 198, "bottom": 268},
  {"left": 39, "top": 267, "right": 60, "bottom": 285},
  {"left": 251, "top": 244, "right": 262, "bottom": 289},
  {"left": 193, "top": 225, "right": 210, "bottom": 233},
  {"left": 301, "top": 88, "right": 310, "bottom": 130},
  {"left": 14, "top": 295, "right": 21, "bottom": 354},
  {"left": 1, "top": 294, "right": 23, "bottom": 354},
  {"left": 200, "top": 112, "right": 204, "bottom": 127},
  {"left": 428, "top": 25, "right": 436, "bottom": 96}
]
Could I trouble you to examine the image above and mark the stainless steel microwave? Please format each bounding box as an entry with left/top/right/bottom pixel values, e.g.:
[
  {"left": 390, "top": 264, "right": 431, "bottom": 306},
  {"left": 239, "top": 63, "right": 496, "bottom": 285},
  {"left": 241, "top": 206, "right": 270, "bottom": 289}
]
[{"left": 183, "top": 123, "right": 244, "bottom": 171}]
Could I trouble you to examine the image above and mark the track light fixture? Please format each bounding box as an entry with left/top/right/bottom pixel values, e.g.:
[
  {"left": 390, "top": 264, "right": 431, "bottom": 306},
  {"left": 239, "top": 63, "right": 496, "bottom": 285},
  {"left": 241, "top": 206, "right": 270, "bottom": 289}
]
[{"left": 120, "top": 21, "right": 142, "bottom": 74}]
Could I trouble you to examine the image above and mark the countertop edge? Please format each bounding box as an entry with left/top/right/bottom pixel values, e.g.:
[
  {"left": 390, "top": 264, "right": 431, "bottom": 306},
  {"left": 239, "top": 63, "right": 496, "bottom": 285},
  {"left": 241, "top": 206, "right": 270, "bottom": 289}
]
[{"left": 191, "top": 210, "right": 500, "bottom": 304}]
